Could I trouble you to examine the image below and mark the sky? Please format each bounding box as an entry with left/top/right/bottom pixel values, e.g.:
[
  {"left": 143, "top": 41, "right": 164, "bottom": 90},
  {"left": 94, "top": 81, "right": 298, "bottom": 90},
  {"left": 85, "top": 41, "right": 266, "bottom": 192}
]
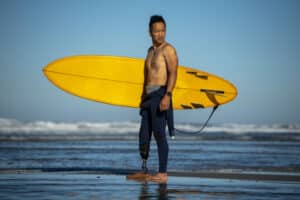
[{"left": 0, "top": 0, "right": 299, "bottom": 124}]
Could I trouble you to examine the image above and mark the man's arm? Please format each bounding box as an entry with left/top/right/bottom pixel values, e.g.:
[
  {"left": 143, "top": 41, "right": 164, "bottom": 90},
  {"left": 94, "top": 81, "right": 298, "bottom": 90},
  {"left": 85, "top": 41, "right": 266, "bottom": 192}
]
[
  {"left": 164, "top": 45, "right": 178, "bottom": 93},
  {"left": 160, "top": 45, "right": 178, "bottom": 111}
]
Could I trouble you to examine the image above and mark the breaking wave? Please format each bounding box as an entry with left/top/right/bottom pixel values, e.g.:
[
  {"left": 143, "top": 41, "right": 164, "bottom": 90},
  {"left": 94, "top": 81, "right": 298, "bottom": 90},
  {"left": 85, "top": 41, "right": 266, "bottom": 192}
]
[
  {"left": 0, "top": 118, "right": 139, "bottom": 134},
  {"left": 0, "top": 118, "right": 299, "bottom": 135}
]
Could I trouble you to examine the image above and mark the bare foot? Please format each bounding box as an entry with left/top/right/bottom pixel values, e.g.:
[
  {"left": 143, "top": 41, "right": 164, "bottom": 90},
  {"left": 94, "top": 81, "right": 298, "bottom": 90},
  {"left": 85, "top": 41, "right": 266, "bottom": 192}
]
[
  {"left": 126, "top": 172, "right": 150, "bottom": 181},
  {"left": 147, "top": 173, "right": 168, "bottom": 183}
]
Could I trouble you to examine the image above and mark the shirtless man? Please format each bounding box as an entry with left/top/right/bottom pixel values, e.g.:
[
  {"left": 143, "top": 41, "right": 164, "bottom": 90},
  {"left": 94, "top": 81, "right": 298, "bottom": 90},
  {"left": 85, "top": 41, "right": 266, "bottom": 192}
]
[
  {"left": 145, "top": 15, "right": 178, "bottom": 112},
  {"left": 131, "top": 15, "right": 178, "bottom": 183}
]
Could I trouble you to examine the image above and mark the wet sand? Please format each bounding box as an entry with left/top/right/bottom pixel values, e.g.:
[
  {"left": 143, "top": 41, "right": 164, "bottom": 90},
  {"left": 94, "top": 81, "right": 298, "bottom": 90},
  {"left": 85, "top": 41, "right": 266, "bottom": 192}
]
[
  {"left": 2, "top": 168, "right": 300, "bottom": 182},
  {"left": 1, "top": 139, "right": 300, "bottom": 199},
  {"left": 1, "top": 169, "right": 300, "bottom": 200}
]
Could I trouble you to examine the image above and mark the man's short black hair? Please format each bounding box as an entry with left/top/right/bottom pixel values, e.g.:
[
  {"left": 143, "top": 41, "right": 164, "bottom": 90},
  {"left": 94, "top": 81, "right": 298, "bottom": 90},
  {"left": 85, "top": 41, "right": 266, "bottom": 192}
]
[{"left": 149, "top": 15, "right": 166, "bottom": 32}]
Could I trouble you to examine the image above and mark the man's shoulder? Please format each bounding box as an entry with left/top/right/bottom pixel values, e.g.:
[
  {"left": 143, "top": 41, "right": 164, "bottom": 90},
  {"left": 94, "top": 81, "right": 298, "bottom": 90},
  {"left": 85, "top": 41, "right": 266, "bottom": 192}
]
[
  {"left": 164, "top": 42, "right": 175, "bottom": 48},
  {"left": 162, "top": 43, "right": 177, "bottom": 56},
  {"left": 163, "top": 43, "right": 176, "bottom": 52}
]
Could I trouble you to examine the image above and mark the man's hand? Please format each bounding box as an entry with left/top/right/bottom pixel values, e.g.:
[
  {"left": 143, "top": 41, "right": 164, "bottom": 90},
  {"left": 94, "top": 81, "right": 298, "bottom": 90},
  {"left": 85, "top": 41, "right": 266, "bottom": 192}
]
[{"left": 159, "top": 95, "right": 171, "bottom": 111}]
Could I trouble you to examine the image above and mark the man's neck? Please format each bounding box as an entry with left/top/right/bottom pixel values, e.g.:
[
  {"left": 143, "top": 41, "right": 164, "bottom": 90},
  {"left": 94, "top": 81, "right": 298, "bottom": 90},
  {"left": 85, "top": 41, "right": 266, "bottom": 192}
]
[{"left": 153, "top": 42, "right": 165, "bottom": 49}]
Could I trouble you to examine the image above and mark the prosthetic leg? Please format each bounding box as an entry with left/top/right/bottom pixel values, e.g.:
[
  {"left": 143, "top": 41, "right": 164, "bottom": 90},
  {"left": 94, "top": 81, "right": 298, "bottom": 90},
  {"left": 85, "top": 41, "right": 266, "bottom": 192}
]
[
  {"left": 126, "top": 142, "right": 150, "bottom": 181},
  {"left": 140, "top": 143, "right": 150, "bottom": 173},
  {"left": 142, "top": 159, "right": 148, "bottom": 173}
]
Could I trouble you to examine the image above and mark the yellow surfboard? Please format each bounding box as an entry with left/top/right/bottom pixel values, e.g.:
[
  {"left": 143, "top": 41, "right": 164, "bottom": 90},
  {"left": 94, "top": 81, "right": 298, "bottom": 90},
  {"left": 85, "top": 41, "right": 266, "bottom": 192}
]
[{"left": 43, "top": 55, "right": 237, "bottom": 110}]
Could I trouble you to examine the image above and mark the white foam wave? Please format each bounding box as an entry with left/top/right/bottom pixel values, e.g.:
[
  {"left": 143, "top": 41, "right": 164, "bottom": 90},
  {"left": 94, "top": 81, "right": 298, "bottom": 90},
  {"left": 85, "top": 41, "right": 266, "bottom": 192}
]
[
  {"left": 0, "top": 118, "right": 299, "bottom": 134},
  {"left": 0, "top": 118, "right": 139, "bottom": 134},
  {"left": 204, "top": 123, "right": 300, "bottom": 134}
]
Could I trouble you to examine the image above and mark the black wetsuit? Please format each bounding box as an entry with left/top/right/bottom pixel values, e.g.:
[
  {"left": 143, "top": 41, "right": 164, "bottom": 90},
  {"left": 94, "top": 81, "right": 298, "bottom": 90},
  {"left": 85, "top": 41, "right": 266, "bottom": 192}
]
[{"left": 139, "top": 86, "right": 173, "bottom": 173}]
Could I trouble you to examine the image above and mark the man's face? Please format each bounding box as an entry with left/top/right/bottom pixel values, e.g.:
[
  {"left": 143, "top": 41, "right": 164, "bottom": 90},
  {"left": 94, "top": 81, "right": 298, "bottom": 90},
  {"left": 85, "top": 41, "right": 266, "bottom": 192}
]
[{"left": 150, "top": 22, "right": 166, "bottom": 45}]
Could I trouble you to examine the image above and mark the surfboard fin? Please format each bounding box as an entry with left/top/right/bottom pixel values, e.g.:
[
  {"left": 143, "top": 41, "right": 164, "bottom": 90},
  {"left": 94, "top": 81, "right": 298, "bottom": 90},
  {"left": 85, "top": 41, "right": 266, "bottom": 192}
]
[
  {"left": 191, "top": 103, "right": 204, "bottom": 108},
  {"left": 181, "top": 105, "right": 193, "bottom": 109},
  {"left": 200, "top": 89, "right": 224, "bottom": 95},
  {"left": 186, "top": 71, "right": 208, "bottom": 80}
]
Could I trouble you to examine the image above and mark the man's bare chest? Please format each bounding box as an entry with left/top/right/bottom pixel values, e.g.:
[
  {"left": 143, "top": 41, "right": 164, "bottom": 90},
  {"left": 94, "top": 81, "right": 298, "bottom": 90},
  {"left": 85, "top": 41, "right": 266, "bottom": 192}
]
[{"left": 146, "top": 50, "right": 166, "bottom": 70}]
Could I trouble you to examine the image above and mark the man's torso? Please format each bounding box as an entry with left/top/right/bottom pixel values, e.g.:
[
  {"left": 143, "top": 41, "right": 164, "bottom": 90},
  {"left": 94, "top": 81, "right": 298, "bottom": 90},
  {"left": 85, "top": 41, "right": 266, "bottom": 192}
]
[{"left": 145, "top": 42, "right": 169, "bottom": 86}]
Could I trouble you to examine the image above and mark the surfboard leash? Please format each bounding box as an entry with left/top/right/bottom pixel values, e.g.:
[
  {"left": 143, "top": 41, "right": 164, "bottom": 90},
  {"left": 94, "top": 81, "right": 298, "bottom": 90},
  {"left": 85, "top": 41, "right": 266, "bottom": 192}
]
[{"left": 174, "top": 105, "right": 219, "bottom": 135}]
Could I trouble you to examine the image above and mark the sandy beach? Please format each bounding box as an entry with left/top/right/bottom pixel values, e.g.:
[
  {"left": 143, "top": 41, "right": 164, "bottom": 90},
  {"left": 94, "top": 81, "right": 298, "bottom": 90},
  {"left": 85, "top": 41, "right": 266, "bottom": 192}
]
[{"left": 1, "top": 169, "right": 300, "bottom": 200}]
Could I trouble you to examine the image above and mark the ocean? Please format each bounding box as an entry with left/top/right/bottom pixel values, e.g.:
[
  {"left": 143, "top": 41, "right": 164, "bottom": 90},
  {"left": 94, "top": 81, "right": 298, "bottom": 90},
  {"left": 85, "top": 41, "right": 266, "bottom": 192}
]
[{"left": 0, "top": 118, "right": 300, "bottom": 199}]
